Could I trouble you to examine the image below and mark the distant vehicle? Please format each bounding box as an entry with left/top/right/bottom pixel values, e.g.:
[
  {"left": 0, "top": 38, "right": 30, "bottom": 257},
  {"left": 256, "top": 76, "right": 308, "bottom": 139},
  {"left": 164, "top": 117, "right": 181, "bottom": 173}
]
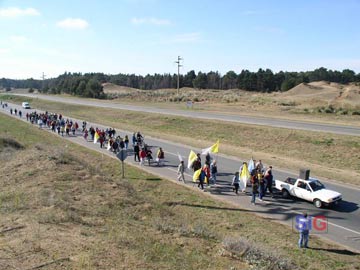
[
  {"left": 274, "top": 177, "right": 342, "bottom": 208},
  {"left": 22, "top": 102, "right": 30, "bottom": 109}
]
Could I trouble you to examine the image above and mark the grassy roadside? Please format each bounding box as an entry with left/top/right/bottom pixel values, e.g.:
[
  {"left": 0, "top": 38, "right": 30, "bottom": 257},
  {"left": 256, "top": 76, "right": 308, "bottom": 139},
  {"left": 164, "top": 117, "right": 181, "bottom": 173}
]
[
  {"left": 1, "top": 94, "right": 360, "bottom": 187},
  {"left": 1, "top": 113, "right": 359, "bottom": 269}
]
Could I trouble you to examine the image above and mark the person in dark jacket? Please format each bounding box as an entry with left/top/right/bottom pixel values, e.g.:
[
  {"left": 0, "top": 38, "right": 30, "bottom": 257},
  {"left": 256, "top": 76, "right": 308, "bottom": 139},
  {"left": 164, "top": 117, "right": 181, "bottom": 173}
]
[{"left": 134, "top": 143, "right": 140, "bottom": 162}]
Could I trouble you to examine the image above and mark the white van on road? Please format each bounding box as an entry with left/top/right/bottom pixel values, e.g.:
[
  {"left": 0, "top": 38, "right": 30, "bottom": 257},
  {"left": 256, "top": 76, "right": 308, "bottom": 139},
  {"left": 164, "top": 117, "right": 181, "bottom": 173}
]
[{"left": 22, "top": 102, "right": 30, "bottom": 109}]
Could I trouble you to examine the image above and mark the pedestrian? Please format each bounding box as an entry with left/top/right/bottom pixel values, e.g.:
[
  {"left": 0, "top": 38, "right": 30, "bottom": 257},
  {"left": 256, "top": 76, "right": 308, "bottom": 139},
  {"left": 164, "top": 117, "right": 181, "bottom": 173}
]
[
  {"left": 132, "top": 132, "right": 136, "bottom": 146},
  {"left": 124, "top": 135, "right": 129, "bottom": 149},
  {"left": 71, "top": 123, "right": 76, "bottom": 136},
  {"left": 18, "top": 110, "right": 22, "bottom": 118},
  {"left": 232, "top": 172, "right": 240, "bottom": 194},
  {"left": 119, "top": 139, "right": 125, "bottom": 150},
  {"left": 177, "top": 160, "right": 185, "bottom": 183},
  {"left": 202, "top": 164, "right": 210, "bottom": 186},
  {"left": 255, "top": 159, "right": 264, "bottom": 173},
  {"left": 191, "top": 153, "right": 201, "bottom": 172},
  {"left": 90, "top": 127, "right": 95, "bottom": 141},
  {"left": 134, "top": 143, "right": 140, "bottom": 162},
  {"left": 82, "top": 121, "right": 87, "bottom": 132},
  {"left": 210, "top": 160, "right": 218, "bottom": 185},
  {"left": 205, "top": 152, "right": 211, "bottom": 166},
  {"left": 139, "top": 148, "right": 146, "bottom": 165},
  {"left": 239, "top": 162, "right": 250, "bottom": 192},
  {"left": 83, "top": 129, "right": 89, "bottom": 141},
  {"left": 258, "top": 170, "right": 265, "bottom": 201},
  {"left": 99, "top": 133, "right": 105, "bottom": 148},
  {"left": 10, "top": 108, "right": 13, "bottom": 115},
  {"left": 264, "top": 166, "right": 274, "bottom": 197},
  {"left": 65, "top": 122, "right": 70, "bottom": 136},
  {"left": 298, "top": 212, "right": 310, "bottom": 248},
  {"left": 198, "top": 169, "right": 206, "bottom": 191},
  {"left": 156, "top": 147, "right": 165, "bottom": 166},
  {"left": 38, "top": 118, "right": 43, "bottom": 129},
  {"left": 250, "top": 169, "right": 259, "bottom": 205}
]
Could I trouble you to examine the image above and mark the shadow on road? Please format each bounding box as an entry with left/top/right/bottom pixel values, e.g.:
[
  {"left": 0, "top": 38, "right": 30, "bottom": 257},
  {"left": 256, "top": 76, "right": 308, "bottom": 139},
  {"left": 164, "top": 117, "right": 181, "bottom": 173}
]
[
  {"left": 308, "top": 247, "right": 359, "bottom": 256},
  {"left": 331, "top": 200, "right": 359, "bottom": 213}
]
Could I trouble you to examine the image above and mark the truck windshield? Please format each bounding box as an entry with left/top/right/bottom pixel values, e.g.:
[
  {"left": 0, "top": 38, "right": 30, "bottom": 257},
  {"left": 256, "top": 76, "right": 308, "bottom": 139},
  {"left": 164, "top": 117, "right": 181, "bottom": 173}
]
[{"left": 309, "top": 180, "right": 325, "bottom": 191}]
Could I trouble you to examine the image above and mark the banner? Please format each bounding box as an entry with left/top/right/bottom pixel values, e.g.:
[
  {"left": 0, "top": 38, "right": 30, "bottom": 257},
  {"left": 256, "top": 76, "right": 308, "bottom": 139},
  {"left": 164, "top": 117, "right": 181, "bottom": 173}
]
[
  {"left": 188, "top": 150, "right": 197, "bottom": 169},
  {"left": 201, "top": 140, "right": 220, "bottom": 155}
]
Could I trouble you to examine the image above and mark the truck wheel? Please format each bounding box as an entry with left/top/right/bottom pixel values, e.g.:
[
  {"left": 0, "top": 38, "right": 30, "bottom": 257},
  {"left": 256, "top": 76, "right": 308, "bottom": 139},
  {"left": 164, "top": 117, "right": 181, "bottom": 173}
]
[
  {"left": 282, "top": 189, "right": 290, "bottom": 198},
  {"left": 314, "top": 199, "right": 322, "bottom": 208}
]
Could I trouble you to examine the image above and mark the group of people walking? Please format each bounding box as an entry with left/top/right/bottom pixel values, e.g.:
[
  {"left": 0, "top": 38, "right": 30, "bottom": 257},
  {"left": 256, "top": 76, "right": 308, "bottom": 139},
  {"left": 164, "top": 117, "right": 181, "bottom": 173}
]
[
  {"left": 3, "top": 101, "right": 275, "bottom": 203},
  {"left": 232, "top": 160, "right": 274, "bottom": 204}
]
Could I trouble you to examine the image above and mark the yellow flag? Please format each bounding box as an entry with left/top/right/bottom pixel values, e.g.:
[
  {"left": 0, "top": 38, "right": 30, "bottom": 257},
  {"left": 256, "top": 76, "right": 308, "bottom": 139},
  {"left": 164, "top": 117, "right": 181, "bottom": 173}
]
[
  {"left": 210, "top": 140, "right": 220, "bottom": 153},
  {"left": 188, "top": 150, "right": 198, "bottom": 169},
  {"left": 193, "top": 168, "right": 202, "bottom": 182},
  {"left": 202, "top": 140, "right": 220, "bottom": 155},
  {"left": 240, "top": 163, "right": 250, "bottom": 179},
  {"left": 94, "top": 132, "right": 100, "bottom": 143}
]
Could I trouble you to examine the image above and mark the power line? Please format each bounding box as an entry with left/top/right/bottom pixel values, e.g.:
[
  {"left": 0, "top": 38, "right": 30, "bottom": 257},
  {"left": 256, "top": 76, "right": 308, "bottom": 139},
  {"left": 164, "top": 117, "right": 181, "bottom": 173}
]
[{"left": 175, "top": 56, "right": 183, "bottom": 96}]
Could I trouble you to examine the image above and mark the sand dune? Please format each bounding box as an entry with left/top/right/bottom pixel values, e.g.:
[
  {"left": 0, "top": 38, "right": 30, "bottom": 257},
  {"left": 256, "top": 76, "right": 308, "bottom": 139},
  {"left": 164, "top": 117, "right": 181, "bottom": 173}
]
[{"left": 282, "top": 82, "right": 360, "bottom": 108}]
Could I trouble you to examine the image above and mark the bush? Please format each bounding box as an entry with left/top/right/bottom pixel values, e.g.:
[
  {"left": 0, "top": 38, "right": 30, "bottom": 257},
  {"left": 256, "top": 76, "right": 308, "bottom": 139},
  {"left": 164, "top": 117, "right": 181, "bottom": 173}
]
[
  {"left": 222, "top": 237, "right": 296, "bottom": 270},
  {"left": 28, "top": 88, "right": 34, "bottom": 93},
  {"left": 352, "top": 111, "right": 360, "bottom": 115}
]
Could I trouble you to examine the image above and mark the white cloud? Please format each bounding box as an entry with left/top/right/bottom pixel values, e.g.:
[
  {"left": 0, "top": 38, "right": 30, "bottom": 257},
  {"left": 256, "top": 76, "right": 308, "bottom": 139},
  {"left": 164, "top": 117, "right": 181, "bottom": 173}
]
[
  {"left": 9, "top": 35, "right": 28, "bottom": 43},
  {"left": 171, "top": 33, "right": 201, "bottom": 43},
  {"left": 56, "top": 18, "right": 89, "bottom": 30},
  {"left": 0, "top": 48, "right": 10, "bottom": 54},
  {"left": 131, "top": 17, "right": 171, "bottom": 25},
  {"left": 0, "top": 7, "right": 40, "bottom": 18}
]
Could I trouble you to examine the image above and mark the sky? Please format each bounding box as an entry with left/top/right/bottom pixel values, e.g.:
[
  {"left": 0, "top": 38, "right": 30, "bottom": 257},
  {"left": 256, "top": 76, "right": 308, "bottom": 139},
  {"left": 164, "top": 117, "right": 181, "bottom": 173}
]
[{"left": 0, "top": 0, "right": 360, "bottom": 79}]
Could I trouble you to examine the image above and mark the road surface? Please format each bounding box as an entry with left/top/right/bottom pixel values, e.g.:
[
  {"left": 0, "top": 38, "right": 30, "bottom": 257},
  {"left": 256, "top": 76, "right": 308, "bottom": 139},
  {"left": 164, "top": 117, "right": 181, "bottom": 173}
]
[{"left": 1, "top": 102, "right": 360, "bottom": 253}]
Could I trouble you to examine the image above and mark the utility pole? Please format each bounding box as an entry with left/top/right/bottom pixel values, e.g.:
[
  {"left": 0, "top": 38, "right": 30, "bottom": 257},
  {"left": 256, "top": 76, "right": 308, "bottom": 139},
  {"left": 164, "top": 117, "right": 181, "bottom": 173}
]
[
  {"left": 175, "top": 56, "right": 183, "bottom": 96},
  {"left": 41, "top": 72, "right": 46, "bottom": 92}
]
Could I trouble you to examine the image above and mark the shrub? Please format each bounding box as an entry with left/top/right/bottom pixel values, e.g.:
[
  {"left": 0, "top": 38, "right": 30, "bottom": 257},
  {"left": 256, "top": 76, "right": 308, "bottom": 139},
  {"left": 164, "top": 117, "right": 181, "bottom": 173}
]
[{"left": 222, "top": 237, "right": 296, "bottom": 270}]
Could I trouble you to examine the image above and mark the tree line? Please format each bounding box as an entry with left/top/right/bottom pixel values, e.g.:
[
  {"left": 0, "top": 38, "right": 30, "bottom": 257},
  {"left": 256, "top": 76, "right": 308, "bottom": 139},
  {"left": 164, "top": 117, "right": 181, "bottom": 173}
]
[{"left": 1, "top": 67, "right": 359, "bottom": 98}]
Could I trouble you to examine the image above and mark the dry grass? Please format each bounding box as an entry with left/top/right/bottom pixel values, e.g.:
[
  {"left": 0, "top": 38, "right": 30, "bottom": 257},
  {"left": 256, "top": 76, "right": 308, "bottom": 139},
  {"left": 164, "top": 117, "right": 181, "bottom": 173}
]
[
  {"left": 1, "top": 113, "right": 360, "bottom": 270},
  {"left": 102, "top": 82, "right": 360, "bottom": 125}
]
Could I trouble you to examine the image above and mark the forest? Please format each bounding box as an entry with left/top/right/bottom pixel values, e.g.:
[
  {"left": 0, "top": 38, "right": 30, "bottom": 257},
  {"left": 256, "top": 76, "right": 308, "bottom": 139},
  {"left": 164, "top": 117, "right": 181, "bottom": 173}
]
[{"left": 1, "top": 67, "right": 359, "bottom": 99}]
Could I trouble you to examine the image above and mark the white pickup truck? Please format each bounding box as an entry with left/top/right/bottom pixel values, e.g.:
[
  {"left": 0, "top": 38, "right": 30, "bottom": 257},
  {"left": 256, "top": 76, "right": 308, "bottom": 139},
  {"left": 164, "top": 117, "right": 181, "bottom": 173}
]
[{"left": 274, "top": 177, "right": 342, "bottom": 208}]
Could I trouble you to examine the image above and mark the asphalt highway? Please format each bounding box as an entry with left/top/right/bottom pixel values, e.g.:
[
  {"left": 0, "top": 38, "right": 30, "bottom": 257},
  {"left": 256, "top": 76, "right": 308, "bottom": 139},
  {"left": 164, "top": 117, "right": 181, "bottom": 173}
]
[
  {"left": 12, "top": 93, "right": 360, "bottom": 136},
  {"left": 1, "top": 101, "right": 359, "bottom": 252}
]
